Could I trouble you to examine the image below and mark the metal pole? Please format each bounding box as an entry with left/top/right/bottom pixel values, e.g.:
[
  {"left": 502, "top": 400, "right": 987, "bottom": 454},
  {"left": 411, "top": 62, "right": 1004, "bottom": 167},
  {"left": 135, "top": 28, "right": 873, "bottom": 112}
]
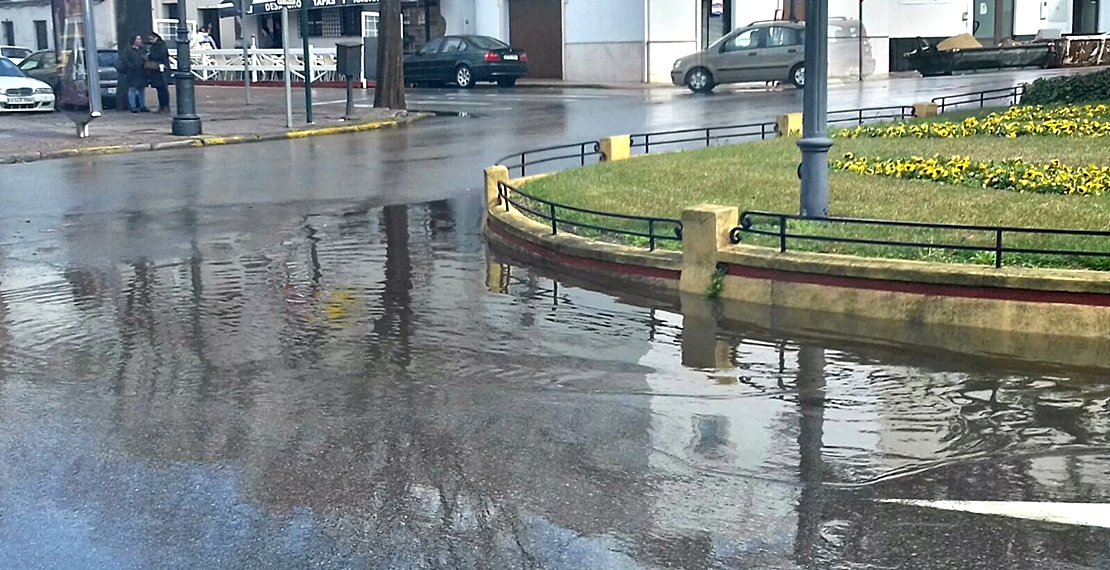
[
  {"left": 423, "top": 1, "right": 431, "bottom": 43},
  {"left": 345, "top": 76, "right": 354, "bottom": 119},
  {"left": 300, "top": 1, "right": 314, "bottom": 124},
  {"left": 858, "top": 0, "right": 864, "bottom": 82},
  {"left": 172, "top": 0, "right": 203, "bottom": 135},
  {"left": 281, "top": 6, "right": 292, "bottom": 128},
  {"left": 239, "top": 0, "right": 252, "bottom": 104},
  {"left": 798, "top": 0, "right": 831, "bottom": 217}
]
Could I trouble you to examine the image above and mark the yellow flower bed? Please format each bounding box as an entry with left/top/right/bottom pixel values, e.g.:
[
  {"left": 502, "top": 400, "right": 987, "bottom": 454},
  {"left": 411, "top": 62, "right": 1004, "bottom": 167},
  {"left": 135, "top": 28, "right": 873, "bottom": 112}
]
[
  {"left": 833, "top": 153, "right": 1110, "bottom": 195},
  {"left": 836, "top": 104, "right": 1110, "bottom": 139}
]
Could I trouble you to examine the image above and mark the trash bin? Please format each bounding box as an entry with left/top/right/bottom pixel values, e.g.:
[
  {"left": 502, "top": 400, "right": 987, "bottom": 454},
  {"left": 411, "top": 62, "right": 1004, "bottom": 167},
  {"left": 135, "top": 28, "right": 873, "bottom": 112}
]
[{"left": 335, "top": 41, "right": 363, "bottom": 79}]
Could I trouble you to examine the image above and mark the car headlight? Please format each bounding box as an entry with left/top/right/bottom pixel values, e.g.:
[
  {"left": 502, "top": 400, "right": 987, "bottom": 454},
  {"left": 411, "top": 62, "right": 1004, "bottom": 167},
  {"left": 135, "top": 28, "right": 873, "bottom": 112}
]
[
  {"left": 673, "top": 59, "right": 684, "bottom": 70},
  {"left": 34, "top": 87, "right": 52, "bottom": 94}
]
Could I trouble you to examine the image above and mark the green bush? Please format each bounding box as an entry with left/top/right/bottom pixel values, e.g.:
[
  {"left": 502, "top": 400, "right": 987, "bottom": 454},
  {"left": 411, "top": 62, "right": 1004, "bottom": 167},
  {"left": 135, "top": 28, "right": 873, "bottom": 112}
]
[{"left": 1022, "top": 68, "right": 1110, "bottom": 105}]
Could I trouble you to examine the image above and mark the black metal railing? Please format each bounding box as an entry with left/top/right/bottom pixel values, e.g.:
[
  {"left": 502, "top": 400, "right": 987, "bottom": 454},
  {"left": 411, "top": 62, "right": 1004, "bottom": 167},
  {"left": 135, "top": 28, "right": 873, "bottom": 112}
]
[
  {"left": 497, "top": 181, "right": 682, "bottom": 251},
  {"left": 730, "top": 211, "right": 1110, "bottom": 268},
  {"left": 497, "top": 141, "right": 602, "bottom": 177},
  {"left": 931, "top": 85, "right": 1025, "bottom": 113},
  {"left": 828, "top": 104, "right": 917, "bottom": 126},
  {"left": 630, "top": 122, "right": 776, "bottom": 154}
]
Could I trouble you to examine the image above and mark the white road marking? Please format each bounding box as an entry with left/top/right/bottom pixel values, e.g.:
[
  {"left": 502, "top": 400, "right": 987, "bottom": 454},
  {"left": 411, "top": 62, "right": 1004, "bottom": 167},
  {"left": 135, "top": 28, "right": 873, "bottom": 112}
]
[{"left": 880, "top": 500, "right": 1110, "bottom": 529}]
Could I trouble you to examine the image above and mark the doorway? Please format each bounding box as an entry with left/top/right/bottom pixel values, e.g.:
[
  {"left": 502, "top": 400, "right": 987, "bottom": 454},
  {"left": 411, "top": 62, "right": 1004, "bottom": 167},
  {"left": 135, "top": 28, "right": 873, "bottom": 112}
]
[
  {"left": 1073, "top": 0, "right": 1099, "bottom": 34},
  {"left": 509, "top": 0, "right": 562, "bottom": 79},
  {"left": 702, "top": 0, "right": 731, "bottom": 49},
  {"left": 973, "top": 0, "right": 1014, "bottom": 45}
]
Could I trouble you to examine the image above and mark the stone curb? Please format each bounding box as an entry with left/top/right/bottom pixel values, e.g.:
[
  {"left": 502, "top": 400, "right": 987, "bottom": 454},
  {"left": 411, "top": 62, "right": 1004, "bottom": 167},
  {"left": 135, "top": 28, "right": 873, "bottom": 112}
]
[{"left": 0, "top": 112, "right": 431, "bottom": 166}]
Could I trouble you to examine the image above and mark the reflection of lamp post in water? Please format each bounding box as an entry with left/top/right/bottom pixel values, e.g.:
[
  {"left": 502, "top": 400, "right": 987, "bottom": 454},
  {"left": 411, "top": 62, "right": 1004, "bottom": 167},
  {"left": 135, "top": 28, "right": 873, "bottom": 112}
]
[{"left": 172, "top": 0, "right": 203, "bottom": 136}]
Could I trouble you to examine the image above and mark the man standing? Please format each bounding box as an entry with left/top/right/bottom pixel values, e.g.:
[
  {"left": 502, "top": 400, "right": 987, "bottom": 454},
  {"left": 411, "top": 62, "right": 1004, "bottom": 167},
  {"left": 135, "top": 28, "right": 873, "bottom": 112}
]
[{"left": 147, "top": 32, "right": 171, "bottom": 113}]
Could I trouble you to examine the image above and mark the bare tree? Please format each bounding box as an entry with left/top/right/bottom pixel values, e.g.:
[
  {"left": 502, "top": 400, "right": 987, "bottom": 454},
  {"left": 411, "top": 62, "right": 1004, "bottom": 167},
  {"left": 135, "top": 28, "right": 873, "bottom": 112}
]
[{"left": 373, "top": 0, "right": 406, "bottom": 110}]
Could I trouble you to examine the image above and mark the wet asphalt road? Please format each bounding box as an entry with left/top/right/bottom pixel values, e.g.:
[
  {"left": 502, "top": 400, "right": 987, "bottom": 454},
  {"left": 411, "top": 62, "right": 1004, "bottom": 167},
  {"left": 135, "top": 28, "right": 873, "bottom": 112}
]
[{"left": 2, "top": 71, "right": 1110, "bottom": 569}]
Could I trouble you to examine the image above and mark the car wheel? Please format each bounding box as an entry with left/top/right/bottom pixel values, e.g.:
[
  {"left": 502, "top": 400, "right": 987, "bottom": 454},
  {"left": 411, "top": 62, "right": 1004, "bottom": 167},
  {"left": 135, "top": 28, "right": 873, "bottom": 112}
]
[
  {"left": 685, "top": 67, "right": 715, "bottom": 93},
  {"left": 497, "top": 77, "right": 517, "bottom": 88},
  {"left": 790, "top": 64, "right": 805, "bottom": 89},
  {"left": 455, "top": 65, "right": 474, "bottom": 89}
]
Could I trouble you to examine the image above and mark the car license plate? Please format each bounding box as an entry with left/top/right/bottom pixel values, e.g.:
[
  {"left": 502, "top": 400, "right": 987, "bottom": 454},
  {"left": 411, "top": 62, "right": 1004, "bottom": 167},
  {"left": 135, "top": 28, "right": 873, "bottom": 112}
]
[
  {"left": 106, "top": 87, "right": 116, "bottom": 95},
  {"left": 8, "top": 97, "right": 31, "bottom": 104},
  {"left": 503, "top": 54, "right": 519, "bottom": 61}
]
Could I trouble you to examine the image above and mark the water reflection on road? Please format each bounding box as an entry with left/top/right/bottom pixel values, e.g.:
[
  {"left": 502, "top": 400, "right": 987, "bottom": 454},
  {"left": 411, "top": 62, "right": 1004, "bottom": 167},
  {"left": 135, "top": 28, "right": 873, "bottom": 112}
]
[{"left": 1, "top": 196, "right": 1109, "bottom": 569}]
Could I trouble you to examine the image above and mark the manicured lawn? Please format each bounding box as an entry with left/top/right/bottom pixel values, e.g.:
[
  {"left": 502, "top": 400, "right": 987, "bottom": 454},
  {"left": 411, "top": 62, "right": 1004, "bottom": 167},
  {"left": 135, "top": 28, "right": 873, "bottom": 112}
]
[{"left": 518, "top": 118, "right": 1110, "bottom": 269}]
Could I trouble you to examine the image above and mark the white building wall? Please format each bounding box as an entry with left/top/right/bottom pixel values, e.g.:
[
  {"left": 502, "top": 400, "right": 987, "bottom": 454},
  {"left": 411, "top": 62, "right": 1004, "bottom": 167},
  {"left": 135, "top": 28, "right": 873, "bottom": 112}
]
[
  {"left": 732, "top": 0, "right": 778, "bottom": 28},
  {"left": 646, "top": 0, "right": 697, "bottom": 83},
  {"left": 1014, "top": 0, "right": 1070, "bottom": 35},
  {"left": 1102, "top": 0, "right": 1110, "bottom": 31},
  {"left": 440, "top": 0, "right": 475, "bottom": 35},
  {"left": 474, "top": 0, "right": 506, "bottom": 40},
  {"left": 564, "top": 0, "right": 643, "bottom": 82},
  {"left": 0, "top": 0, "right": 117, "bottom": 50}
]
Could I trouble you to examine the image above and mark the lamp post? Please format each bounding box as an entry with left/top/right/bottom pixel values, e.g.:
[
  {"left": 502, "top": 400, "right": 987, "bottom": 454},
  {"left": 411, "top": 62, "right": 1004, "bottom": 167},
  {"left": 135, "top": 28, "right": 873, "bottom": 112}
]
[
  {"left": 797, "top": 0, "right": 831, "bottom": 217},
  {"left": 172, "top": 0, "right": 203, "bottom": 136},
  {"left": 300, "top": 0, "right": 314, "bottom": 124}
]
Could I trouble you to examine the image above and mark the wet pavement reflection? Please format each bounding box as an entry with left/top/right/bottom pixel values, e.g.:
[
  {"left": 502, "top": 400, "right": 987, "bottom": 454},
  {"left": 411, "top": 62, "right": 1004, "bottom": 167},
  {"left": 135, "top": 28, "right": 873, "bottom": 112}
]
[{"left": 2, "top": 195, "right": 1110, "bottom": 569}]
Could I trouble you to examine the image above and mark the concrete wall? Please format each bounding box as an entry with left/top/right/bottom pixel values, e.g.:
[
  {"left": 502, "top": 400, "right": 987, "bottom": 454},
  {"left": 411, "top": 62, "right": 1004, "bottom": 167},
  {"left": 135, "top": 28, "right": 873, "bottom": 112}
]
[
  {"left": 732, "top": 0, "right": 778, "bottom": 28},
  {"left": 474, "top": 0, "right": 507, "bottom": 41},
  {"left": 646, "top": 0, "right": 697, "bottom": 83},
  {"left": 1014, "top": 0, "right": 1070, "bottom": 34},
  {"left": 0, "top": 0, "right": 118, "bottom": 50},
  {"left": 564, "top": 0, "right": 643, "bottom": 82}
]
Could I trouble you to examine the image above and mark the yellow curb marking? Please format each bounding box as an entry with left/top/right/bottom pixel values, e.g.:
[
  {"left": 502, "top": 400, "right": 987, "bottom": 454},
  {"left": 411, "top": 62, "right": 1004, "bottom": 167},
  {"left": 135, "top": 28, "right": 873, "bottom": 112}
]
[
  {"left": 78, "top": 146, "right": 133, "bottom": 155},
  {"left": 286, "top": 119, "right": 398, "bottom": 139}
]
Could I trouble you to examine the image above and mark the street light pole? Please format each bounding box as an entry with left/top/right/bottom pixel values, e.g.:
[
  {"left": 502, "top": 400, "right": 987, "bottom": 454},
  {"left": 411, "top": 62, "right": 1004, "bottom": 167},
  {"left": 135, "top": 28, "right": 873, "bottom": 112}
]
[
  {"left": 798, "top": 0, "right": 831, "bottom": 217},
  {"left": 172, "top": 0, "right": 203, "bottom": 136}
]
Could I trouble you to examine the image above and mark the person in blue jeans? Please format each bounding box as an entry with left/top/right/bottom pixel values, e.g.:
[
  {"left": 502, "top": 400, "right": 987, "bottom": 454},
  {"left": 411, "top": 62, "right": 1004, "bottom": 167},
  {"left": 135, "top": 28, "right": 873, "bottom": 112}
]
[{"left": 119, "top": 35, "right": 149, "bottom": 112}]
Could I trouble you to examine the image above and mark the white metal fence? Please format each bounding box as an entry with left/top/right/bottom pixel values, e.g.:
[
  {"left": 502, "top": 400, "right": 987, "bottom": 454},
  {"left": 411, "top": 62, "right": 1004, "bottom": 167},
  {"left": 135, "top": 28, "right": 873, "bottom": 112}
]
[{"left": 167, "top": 48, "right": 342, "bottom": 83}]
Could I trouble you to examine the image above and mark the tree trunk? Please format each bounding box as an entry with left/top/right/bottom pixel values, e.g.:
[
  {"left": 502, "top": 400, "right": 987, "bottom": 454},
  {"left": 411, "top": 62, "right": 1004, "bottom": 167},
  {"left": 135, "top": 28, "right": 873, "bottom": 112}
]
[{"left": 374, "top": 0, "right": 406, "bottom": 110}]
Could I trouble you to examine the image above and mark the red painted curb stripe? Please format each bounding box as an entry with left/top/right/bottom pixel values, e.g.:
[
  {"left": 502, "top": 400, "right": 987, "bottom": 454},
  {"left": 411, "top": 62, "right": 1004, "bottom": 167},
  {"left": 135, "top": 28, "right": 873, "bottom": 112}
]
[
  {"left": 725, "top": 264, "right": 1110, "bottom": 307},
  {"left": 489, "top": 221, "right": 680, "bottom": 281}
]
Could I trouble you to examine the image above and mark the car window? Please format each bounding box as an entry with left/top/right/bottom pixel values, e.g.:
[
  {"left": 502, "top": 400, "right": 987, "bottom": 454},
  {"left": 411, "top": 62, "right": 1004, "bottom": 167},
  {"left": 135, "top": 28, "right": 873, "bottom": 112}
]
[
  {"left": 1, "top": 47, "right": 31, "bottom": 59},
  {"left": 766, "top": 27, "right": 801, "bottom": 47},
  {"left": 467, "top": 36, "right": 508, "bottom": 50},
  {"left": 420, "top": 38, "right": 445, "bottom": 55},
  {"left": 721, "top": 28, "right": 761, "bottom": 52},
  {"left": 441, "top": 38, "right": 463, "bottom": 52},
  {"left": 0, "top": 58, "right": 24, "bottom": 77},
  {"left": 97, "top": 51, "right": 117, "bottom": 67},
  {"left": 830, "top": 22, "right": 860, "bottom": 38},
  {"left": 18, "top": 53, "right": 41, "bottom": 70}
]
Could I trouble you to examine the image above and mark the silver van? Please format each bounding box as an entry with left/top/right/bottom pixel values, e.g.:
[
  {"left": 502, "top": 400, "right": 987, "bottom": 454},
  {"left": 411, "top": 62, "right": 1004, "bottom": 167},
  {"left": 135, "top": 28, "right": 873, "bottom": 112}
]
[{"left": 671, "top": 19, "right": 875, "bottom": 93}]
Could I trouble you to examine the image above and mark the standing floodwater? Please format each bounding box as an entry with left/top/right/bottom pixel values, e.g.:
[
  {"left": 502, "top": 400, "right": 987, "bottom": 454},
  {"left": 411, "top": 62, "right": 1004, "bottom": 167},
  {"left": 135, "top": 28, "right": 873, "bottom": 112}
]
[{"left": 0, "top": 197, "right": 1107, "bottom": 569}]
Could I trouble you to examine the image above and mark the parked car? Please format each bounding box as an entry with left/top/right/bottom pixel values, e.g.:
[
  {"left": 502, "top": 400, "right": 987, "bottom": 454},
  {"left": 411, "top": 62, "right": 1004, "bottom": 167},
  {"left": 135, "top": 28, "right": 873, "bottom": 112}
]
[
  {"left": 18, "top": 49, "right": 119, "bottom": 108},
  {"left": 0, "top": 57, "right": 55, "bottom": 112},
  {"left": 404, "top": 35, "right": 528, "bottom": 88},
  {"left": 671, "top": 19, "right": 875, "bottom": 93},
  {"left": 0, "top": 46, "right": 32, "bottom": 65}
]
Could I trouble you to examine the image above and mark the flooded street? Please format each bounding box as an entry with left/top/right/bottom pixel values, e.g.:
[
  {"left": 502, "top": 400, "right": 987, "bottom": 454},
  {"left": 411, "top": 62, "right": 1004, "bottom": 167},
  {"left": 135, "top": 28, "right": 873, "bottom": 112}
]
[{"left": 1, "top": 192, "right": 1108, "bottom": 569}]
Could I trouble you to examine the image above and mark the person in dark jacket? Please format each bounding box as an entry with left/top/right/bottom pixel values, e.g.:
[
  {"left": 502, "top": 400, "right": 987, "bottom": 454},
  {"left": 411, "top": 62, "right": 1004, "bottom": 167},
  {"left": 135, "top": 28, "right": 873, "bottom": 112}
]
[
  {"left": 146, "top": 33, "right": 171, "bottom": 113},
  {"left": 120, "top": 35, "right": 149, "bottom": 112}
]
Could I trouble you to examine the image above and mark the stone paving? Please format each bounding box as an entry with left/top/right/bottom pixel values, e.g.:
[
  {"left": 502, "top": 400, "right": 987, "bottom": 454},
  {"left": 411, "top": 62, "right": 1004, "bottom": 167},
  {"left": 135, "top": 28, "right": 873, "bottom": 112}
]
[{"left": 0, "top": 85, "right": 417, "bottom": 162}]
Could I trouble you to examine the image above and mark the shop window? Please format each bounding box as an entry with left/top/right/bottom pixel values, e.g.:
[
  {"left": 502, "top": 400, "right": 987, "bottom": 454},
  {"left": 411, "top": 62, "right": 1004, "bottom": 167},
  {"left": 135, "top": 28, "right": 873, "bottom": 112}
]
[
  {"left": 300, "top": 9, "right": 323, "bottom": 38},
  {"left": 340, "top": 7, "right": 362, "bottom": 37}
]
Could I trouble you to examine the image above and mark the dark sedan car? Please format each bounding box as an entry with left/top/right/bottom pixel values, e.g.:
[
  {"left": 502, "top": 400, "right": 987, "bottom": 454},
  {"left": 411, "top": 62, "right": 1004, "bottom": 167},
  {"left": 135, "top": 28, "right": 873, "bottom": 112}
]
[
  {"left": 18, "top": 49, "right": 119, "bottom": 108},
  {"left": 404, "top": 35, "right": 527, "bottom": 88}
]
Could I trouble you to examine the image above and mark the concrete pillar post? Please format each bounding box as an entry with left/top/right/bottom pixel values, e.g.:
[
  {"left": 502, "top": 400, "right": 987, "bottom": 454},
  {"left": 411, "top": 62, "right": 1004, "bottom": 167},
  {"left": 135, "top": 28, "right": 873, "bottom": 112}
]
[
  {"left": 679, "top": 205, "right": 738, "bottom": 295},
  {"left": 484, "top": 165, "right": 509, "bottom": 210},
  {"left": 913, "top": 102, "right": 939, "bottom": 118},
  {"left": 776, "top": 113, "right": 804, "bottom": 137},
  {"left": 599, "top": 135, "right": 632, "bottom": 162}
]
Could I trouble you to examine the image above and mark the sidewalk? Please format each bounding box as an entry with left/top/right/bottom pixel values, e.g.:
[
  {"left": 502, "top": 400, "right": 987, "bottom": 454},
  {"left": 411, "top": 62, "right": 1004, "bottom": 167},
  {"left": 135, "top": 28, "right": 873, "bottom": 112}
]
[{"left": 0, "top": 85, "right": 428, "bottom": 164}]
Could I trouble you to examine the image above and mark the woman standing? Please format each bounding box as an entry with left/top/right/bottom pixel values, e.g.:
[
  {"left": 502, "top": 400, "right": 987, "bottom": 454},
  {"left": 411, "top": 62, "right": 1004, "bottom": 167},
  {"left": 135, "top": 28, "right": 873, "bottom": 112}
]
[
  {"left": 146, "top": 32, "right": 171, "bottom": 114},
  {"left": 120, "top": 35, "right": 149, "bottom": 112}
]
